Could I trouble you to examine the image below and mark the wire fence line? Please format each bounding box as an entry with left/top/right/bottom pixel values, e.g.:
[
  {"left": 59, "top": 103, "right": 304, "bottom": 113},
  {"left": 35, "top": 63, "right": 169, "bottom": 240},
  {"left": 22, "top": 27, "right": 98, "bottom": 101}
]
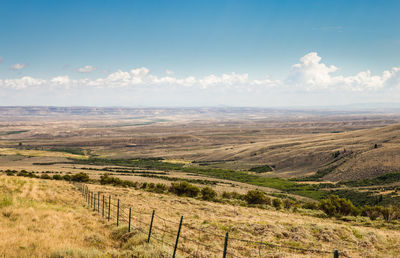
[{"left": 76, "top": 183, "right": 343, "bottom": 258}]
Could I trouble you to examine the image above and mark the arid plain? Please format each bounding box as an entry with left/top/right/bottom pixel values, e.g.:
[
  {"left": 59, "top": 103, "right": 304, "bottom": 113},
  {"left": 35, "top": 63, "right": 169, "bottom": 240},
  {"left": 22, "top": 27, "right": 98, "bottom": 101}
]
[{"left": 1, "top": 106, "right": 400, "bottom": 257}]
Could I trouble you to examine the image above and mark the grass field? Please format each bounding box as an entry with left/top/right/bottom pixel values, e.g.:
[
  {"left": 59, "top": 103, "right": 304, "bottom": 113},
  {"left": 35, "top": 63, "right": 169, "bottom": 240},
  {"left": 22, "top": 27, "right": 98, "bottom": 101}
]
[{"left": 1, "top": 175, "right": 400, "bottom": 257}]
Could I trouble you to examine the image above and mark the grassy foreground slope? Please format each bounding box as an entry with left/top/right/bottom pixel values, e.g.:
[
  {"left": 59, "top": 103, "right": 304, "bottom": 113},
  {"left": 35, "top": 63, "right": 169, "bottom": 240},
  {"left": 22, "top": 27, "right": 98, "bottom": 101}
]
[
  {"left": 2, "top": 175, "right": 400, "bottom": 257},
  {"left": 0, "top": 175, "right": 169, "bottom": 257}
]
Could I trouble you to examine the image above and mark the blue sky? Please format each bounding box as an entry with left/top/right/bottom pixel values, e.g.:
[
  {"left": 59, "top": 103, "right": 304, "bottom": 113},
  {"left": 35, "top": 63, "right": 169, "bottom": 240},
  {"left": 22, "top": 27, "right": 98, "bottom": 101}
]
[{"left": 0, "top": 0, "right": 399, "bottom": 106}]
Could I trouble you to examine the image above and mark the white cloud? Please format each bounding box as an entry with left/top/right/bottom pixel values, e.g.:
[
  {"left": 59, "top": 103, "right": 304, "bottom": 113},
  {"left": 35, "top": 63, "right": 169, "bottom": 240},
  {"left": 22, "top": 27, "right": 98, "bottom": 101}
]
[
  {"left": 0, "top": 52, "right": 399, "bottom": 96},
  {"left": 10, "top": 63, "right": 27, "bottom": 70},
  {"left": 77, "top": 65, "right": 96, "bottom": 73},
  {"left": 286, "top": 52, "right": 400, "bottom": 91},
  {"left": 3, "top": 76, "right": 44, "bottom": 89}
]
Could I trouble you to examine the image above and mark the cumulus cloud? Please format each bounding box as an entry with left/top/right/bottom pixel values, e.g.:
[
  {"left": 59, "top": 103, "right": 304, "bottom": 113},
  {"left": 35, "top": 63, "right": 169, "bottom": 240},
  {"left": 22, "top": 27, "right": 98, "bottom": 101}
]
[
  {"left": 286, "top": 52, "right": 400, "bottom": 91},
  {"left": 10, "top": 63, "right": 27, "bottom": 70},
  {"left": 0, "top": 52, "right": 399, "bottom": 94},
  {"left": 77, "top": 65, "right": 96, "bottom": 73}
]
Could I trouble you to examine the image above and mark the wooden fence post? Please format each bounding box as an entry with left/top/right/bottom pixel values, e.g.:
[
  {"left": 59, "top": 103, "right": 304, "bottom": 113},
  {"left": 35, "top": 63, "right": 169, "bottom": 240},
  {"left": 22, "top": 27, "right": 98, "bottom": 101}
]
[
  {"left": 223, "top": 232, "right": 229, "bottom": 258},
  {"left": 147, "top": 210, "right": 155, "bottom": 243},
  {"left": 93, "top": 194, "right": 96, "bottom": 211},
  {"left": 97, "top": 192, "right": 100, "bottom": 212},
  {"left": 173, "top": 216, "right": 183, "bottom": 258}
]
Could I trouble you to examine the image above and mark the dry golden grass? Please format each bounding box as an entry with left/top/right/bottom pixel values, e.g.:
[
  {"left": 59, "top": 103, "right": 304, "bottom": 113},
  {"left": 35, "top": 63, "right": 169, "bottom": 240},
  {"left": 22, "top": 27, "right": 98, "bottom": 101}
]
[
  {"left": 1, "top": 175, "right": 400, "bottom": 257},
  {"left": 0, "top": 175, "right": 174, "bottom": 257},
  {"left": 85, "top": 183, "right": 400, "bottom": 257},
  {"left": 0, "top": 147, "right": 87, "bottom": 159}
]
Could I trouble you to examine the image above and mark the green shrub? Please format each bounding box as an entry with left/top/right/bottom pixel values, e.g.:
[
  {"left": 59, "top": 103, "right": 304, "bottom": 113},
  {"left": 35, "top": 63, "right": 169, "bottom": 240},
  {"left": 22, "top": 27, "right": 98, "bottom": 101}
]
[
  {"left": 283, "top": 199, "right": 295, "bottom": 209},
  {"left": 222, "top": 191, "right": 242, "bottom": 200},
  {"left": 272, "top": 198, "right": 283, "bottom": 209},
  {"left": 244, "top": 190, "right": 266, "bottom": 205},
  {"left": 40, "top": 173, "right": 51, "bottom": 179},
  {"left": 361, "top": 205, "right": 382, "bottom": 220},
  {"left": 302, "top": 202, "right": 319, "bottom": 210},
  {"left": 63, "top": 175, "right": 72, "bottom": 181},
  {"left": 153, "top": 183, "right": 167, "bottom": 193},
  {"left": 52, "top": 174, "right": 62, "bottom": 180},
  {"left": 17, "top": 170, "right": 38, "bottom": 178},
  {"left": 380, "top": 206, "right": 399, "bottom": 222},
  {"left": 201, "top": 187, "right": 217, "bottom": 201},
  {"left": 5, "top": 169, "right": 16, "bottom": 176},
  {"left": 319, "top": 195, "right": 359, "bottom": 217},
  {"left": 169, "top": 181, "right": 200, "bottom": 197},
  {"left": 71, "top": 172, "right": 90, "bottom": 182},
  {"left": 100, "top": 173, "right": 136, "bottom": 187}
]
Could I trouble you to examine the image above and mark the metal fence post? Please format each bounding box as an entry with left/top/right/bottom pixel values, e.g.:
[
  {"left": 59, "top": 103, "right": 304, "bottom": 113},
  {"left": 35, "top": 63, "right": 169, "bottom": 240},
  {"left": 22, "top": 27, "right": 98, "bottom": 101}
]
[
  {"left": 102, "top": 195, "right": 104, "bottom": 217},
  {"left": 223, "top": 232, "right": 229, "bottom": 258},
  {"left": 334, "top": 250, "right": 339, "bottom": 258},
  {"left": 97, "top": 192, "right": 100, "bottom": 212},
  {"left": 108, "top": 195, "right": 111, "bottom": 221},
  {"left": 128, "top": 207, "right": 131, "bottom": 232},
  {"left": 117, "top": 199, "right": 120, "bottom": 226},
  {"left": 147, "top": 210, "right": 155, "bottom": 243},
  {"left": 93, "top": 194, "right": 96, "bottom": 211},
  {"left": 173, "top": 216, "right": 183, "bottom": 258}
]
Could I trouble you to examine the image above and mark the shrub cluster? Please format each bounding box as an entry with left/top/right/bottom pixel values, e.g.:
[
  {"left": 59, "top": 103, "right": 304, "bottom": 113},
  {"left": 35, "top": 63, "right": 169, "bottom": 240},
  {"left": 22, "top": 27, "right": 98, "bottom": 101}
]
[
  {"left": 169, "top": 181, "right": 200, "bottom": 197},
  {"left": 319, "top": 195, "right": 359, "bottom": 217},
  {"left": 201, "top": 187, "right": 217, "bottom": 200},
  {"left": 4, "top": 169, "right": 89, "bottom": 182}
]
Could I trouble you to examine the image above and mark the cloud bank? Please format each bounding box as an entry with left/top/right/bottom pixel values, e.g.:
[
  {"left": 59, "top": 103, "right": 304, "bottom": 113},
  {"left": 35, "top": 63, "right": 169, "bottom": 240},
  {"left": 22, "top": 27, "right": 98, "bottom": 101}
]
[{"left": 0, "top": 52, "right": 399, "bottom": 106}]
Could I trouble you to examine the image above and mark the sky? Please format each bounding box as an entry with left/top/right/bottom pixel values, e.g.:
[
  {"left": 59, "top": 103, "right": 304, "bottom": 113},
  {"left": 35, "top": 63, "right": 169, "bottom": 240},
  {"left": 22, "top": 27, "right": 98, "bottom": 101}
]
[{"left": 0, "top": 0, "right": 399, "bottom": 107}]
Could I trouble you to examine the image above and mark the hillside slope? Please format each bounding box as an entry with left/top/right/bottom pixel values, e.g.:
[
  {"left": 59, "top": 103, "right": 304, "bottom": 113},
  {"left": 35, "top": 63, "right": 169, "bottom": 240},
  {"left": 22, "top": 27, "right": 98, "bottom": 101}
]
[{"left": 1, "top": 175, "right": 400, "bottom": 257}]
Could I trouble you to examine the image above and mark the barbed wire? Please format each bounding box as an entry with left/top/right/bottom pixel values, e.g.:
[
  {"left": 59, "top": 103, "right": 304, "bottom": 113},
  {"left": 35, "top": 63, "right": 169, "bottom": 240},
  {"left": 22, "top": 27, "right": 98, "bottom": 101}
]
[{"left": 78, "top": 183, "right": 341, "bottom": 257}]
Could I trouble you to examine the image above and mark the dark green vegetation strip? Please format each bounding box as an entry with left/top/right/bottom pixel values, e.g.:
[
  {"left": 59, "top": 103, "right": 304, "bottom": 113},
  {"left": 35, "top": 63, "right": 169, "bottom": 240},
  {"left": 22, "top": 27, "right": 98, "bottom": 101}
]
[
  {"left": 47, "top": 148, "right": 85, "bottom": 155},
  {"left": 70, "top": 158, "right": 327, "bottom": 200},
  {"left": 340, "top": 172, "right": 400, "bottom": 187},
  {"left": 1, "top": 130, "right": 29, "bottom": 135},
  {"left": 249, "top": 165, "right": 273, "bottom": 173}
]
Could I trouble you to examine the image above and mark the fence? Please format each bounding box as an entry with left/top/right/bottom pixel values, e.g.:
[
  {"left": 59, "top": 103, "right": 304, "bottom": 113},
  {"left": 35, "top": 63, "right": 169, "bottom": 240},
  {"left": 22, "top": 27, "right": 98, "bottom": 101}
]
[{"left": 76, "top": 184, "right": 341, "bottom": 258}]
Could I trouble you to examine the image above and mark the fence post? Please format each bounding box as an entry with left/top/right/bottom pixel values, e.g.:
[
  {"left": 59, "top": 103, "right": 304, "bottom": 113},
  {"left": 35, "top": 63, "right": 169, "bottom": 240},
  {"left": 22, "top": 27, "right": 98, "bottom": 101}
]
[
  {"left": 334, "top": 250, "right": 339, "bottom": 258},
  {"left": 173, "top": 216, "right": 183, "bottom": 258},
  {"left": 128, "top": 207, "right": 131, "bottom": 232},
  {"left": 147, "top": 210, "right": 155, "bottom": 243},
  {"left": 223, "top": 232, "right": 229, "bottom": 258},
  {"left": 102, "top": 195, "right": 104, "bottom": 217},
  {"left": 91, "top": 192, "right": 93, "bottom": 208},
  {"left": 93, "top": 194, "right": 96, "bottom": 211},
  {"left": 108, "top": 195, "right": 111, "bottom": 221},
  {"left": 97, "top": 192, "right": 100, "bottom": 212},
  {"left": 117, "top": 199, "right": 120, "bottom": 226}
]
